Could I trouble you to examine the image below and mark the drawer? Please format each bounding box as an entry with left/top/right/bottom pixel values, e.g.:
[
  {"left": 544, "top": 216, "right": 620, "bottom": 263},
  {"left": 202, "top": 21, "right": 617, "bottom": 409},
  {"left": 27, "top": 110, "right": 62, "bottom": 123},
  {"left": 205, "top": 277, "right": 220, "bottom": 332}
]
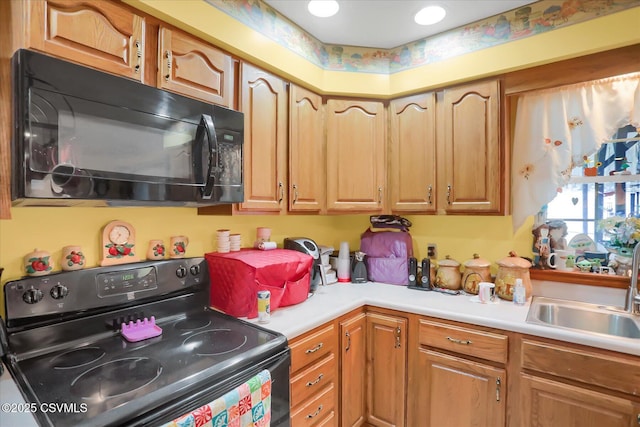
[
  {"left": 291, "top": 382, "right": 335, "bottom": 427},
  {"left": 521, "top": 339, "right": 640, "bottom": 396},
  {"left": 291, "top": 353, "right": 336, "bottom": 408},
  {"left": 418, "top": 319, "right": 508, "bottom": 364},
  {"left": 290, "top": 323, "right": 337, "bottom": 373}
]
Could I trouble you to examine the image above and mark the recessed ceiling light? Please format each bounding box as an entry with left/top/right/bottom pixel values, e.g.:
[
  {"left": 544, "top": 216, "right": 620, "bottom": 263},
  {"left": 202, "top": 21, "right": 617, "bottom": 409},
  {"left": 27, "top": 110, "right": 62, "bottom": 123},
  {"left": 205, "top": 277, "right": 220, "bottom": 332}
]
[
  {"left": 308, "top": 0, "right": 339, "bottom": 18},
  {"left": 414, "top": 5, "right": 446, "bottom": 26}
]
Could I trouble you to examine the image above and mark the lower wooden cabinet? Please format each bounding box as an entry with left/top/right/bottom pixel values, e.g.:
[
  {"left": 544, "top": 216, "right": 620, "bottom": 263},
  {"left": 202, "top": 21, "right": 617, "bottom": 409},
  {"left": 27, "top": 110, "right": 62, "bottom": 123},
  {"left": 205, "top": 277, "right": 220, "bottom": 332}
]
[
  {"left": 339, "top": 310, "right": 367, "bottom": 427},
  {"left": 414, "top": 349, "right": 506, "bottom": 427},
  {"left": 289, "top": 309, "right": 640, "bottom": 427},
  {"left": 289, "top": 323, "right": 338, "bottom": 427},
  {"left": 518, "top": 337, "right": 640, "bottom": 427},
  {"left": 408, "top": 318, "right": 507, "bottom": 427},
  {"left": 520, "top": 374, "right": 640, "bottom": 427},
  {"left": 366, "top": 311, "right": 407, "bottom": 427}
]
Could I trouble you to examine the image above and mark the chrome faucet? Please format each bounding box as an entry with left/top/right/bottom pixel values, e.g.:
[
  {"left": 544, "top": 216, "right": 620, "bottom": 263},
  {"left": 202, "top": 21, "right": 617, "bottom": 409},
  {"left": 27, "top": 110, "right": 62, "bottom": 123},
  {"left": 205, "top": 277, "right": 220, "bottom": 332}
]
[{"left": 624, "top": 243, "right": 640, "bottom": 315}]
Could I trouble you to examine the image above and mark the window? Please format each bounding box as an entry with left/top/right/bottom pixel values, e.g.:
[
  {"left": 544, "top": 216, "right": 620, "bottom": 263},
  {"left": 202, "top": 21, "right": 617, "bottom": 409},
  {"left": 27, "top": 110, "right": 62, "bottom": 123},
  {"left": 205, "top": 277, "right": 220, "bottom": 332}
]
[{"left": 546, "top": 125, "right": 639, "bottom": 249}]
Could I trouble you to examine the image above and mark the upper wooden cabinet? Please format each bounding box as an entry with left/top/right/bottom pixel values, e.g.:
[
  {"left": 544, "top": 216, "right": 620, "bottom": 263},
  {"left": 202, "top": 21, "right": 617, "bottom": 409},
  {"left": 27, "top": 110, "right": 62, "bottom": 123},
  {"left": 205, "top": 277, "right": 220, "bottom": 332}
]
[
  {"left": 238, "top": 63, "right": 288, "bottom": 213},
  {"left": 326, "top": 99, "right": 386, "bottom": 213},
  {"left": 27, "top": 0, "right": 144, "bottom": 81},
  {"left": 289, "top": 84, "right": 325, "bottom": 213},
  {"left": 158, "top": 26, "right": 236, "bottom": 108},
  {"left": 389, "top": 93, "right": 437, "bottom": 213},
  {"left": 440, "top": 79, "right": 501, "bottom": 213}
]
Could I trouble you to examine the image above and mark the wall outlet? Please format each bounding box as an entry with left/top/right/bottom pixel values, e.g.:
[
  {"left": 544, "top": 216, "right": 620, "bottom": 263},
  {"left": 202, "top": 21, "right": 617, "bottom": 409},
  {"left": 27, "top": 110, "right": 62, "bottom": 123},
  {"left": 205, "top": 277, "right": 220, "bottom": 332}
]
[{"left": 427, "top": 244, "right": 437, "bottom": 259}]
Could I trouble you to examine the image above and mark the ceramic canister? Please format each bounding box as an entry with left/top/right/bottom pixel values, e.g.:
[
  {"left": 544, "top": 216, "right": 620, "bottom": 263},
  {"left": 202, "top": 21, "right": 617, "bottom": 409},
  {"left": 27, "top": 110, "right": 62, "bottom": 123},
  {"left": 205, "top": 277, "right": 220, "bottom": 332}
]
[
  {"left": 24, "top": 248, "right": 54, "bottom": 276},
  {"left": 462, "top": 253, "right": 492, "bottom": 294},
  {"left": 495, "top": 251, "right": 532, "bottom": 301},
  {"left": 61, "top": 245, "right": 85, "bottom": 271},
  {"left": 434, "top": 255, "right": 461, "bottom": 290}
]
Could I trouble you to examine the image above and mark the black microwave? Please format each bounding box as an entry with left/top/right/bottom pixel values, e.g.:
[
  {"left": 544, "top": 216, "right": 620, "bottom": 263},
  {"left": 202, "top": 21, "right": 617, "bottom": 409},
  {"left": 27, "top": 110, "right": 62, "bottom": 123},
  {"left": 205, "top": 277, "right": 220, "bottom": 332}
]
[{"left": 12, "top": 49, "right": 244, "bottom": 207}]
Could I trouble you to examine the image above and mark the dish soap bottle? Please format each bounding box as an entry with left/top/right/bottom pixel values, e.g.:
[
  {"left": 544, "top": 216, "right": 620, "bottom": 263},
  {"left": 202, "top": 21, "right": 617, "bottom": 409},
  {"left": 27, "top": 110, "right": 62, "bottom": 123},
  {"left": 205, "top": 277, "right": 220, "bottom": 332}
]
[{"left": 513, "top": 278, "right": 526, "bottom": 305}]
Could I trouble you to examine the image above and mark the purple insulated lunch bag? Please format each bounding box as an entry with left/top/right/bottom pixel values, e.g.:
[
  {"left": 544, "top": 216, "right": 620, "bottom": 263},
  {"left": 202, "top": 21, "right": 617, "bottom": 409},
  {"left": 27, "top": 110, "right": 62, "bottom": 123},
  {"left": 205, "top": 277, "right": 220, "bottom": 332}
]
[{"left": 359, "top": 228, "right": 414, "bottom": 285}]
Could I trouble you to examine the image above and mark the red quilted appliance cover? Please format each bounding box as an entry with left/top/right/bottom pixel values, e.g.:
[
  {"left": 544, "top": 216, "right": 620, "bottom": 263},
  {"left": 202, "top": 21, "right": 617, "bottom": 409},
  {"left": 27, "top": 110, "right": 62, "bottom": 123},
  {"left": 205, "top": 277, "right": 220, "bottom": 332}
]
[{"left": 206, "top": 249, "right": 313, "bottom": 318}]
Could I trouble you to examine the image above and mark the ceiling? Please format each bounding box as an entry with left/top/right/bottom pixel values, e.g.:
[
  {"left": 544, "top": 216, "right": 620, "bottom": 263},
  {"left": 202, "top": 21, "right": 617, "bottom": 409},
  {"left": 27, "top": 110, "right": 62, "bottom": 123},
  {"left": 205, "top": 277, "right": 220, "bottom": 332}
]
[{"left": 262, "top": 0, "right": 538, "bottom": 49}]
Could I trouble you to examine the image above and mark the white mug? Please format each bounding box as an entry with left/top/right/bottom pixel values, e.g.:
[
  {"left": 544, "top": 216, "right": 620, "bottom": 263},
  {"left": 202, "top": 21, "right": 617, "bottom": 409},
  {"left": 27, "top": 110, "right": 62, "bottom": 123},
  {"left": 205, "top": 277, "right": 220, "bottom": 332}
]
[
  {"left": 548, "top": 249, "right": 575, "bottom": 271},
  {"left": 478, "top": 282, "right": 495, "bottom": 303}
]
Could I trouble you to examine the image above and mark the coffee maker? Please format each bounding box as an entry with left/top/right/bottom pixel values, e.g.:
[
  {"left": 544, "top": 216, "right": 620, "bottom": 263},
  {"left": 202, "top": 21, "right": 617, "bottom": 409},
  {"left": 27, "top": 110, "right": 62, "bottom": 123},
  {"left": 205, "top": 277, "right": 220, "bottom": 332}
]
[{"left": 283, "top": 237, "right": 328, "bottom": 292}]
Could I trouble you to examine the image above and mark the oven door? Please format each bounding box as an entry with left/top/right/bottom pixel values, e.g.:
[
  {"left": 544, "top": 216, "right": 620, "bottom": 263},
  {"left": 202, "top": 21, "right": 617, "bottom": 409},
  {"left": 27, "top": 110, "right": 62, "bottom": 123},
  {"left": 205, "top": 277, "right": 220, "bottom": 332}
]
[{"left": 131, "top": 348, "right": 291, "bottom": 427}]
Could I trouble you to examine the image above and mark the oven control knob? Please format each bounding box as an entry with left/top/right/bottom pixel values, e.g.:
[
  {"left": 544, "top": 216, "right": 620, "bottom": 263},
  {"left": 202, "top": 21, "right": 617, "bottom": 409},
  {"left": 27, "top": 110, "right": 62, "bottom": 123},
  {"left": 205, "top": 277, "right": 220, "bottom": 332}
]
[
  {"left": 50, "top": 284, "right": 69, "bottom": 300},
  {"left": 189, "top": 265, "right": 200, "bottom": 276},
  {"left": 23, "top": 288, "right": 44, "bottom": 304},
  {"left": 176, "top": 266, "right": 188, "bottom": 278}
]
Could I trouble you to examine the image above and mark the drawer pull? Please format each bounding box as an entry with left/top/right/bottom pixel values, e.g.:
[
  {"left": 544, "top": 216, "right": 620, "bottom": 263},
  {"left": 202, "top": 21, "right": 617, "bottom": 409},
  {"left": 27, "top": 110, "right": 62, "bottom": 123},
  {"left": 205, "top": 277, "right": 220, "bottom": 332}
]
[
  {"left": 305, "top": 342, "right": 323, "bottom": 354},
  {"left": 134, "top": 40, "right": 141, "bottom": 73},
  {"left": 496, "top": 377, "right": 501, "bottom": 402},
  {"left": 446, "top": 336, "right": 472, "bottom": 345},
  {"left": 395, "top": 326, "right": 401, "bottom": 349},
  {"left": 306, "top": 404, "right": 323, "bottom": 419},
  {"left": 345, "top": 331, "right": 351, "bottom": 352},
  {"left": 306, "top": 373, "right": 324, "bottom": 387}
]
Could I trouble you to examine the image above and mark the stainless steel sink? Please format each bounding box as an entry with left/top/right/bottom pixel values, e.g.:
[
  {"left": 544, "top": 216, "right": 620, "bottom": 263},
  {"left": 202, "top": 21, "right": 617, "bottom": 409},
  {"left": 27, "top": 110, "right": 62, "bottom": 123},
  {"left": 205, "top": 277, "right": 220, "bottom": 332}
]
[{"left": 526, "top": 297, "right": 640, "bottom": 339}]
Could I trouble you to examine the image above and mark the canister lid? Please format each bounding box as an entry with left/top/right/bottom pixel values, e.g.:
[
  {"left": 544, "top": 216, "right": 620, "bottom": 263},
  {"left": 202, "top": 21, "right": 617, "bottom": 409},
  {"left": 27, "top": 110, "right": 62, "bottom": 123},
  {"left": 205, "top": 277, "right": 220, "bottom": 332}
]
[
  {"left": 437, "top": 255, "right": 460, "bottom": 267},
  {"left": 496, "top": 251, "right": 532, "bottom": 269},
  {"left": 463, "top": 253, "right": 490, "bottom": 268}
]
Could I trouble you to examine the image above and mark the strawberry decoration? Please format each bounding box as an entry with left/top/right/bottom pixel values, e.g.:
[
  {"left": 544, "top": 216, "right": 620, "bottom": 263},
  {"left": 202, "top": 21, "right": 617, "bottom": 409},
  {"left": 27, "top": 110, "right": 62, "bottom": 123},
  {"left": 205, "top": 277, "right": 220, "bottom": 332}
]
[
  {"left": 25, "top": 256, "right": 52, "bottom": 275},
  {"left": 105, "top": 243, "right": 135, "bottom": 258}
]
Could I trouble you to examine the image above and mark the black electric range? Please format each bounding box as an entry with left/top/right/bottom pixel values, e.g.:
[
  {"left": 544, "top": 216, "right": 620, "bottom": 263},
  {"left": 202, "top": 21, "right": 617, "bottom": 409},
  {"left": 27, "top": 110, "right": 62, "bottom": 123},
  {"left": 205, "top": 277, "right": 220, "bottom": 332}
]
[{"left": 1, "top": 258, "right": 290, "bottom": 427}]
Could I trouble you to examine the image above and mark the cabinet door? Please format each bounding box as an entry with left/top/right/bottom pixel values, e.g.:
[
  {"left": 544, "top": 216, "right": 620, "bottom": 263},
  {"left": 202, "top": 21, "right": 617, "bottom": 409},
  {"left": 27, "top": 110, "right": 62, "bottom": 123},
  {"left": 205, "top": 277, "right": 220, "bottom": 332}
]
[
  {"left": 340, "top": 312, "right": 367, "bottom": 427},
  {"left": 441, "top": 79, "right": 501, "bottom": 213},
  {"left": 289, "top": 84, "right": 325, "bottom": 212},
  {"left": 367, "top": 312, "right": 407, "bottom": 427},
  {"left": 326, "top": 99, "right": 386, "bottom": 212},
  {"left": 238, "top": 63, "right": 288, "bottom": 212},
  {"left": 416, "top": 348, "right": 506, "bottom": 427},
  {"left": 520, "top": 374, "right": 640, "bottom": 427},
  {"left": 389, "top": 92, "right": 437, "bottom": 212},
  {"left": 158, "top": 26, "right": 235, "bottom": 108},
  {"left": 28, "top": 0, "right": 144, "bottom": 80}
]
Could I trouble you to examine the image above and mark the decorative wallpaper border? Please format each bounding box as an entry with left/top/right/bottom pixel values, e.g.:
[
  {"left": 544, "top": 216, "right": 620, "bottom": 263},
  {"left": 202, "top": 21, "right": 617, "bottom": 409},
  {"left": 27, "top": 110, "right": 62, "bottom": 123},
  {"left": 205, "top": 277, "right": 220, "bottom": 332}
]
[{"left": 206, "top": 0, "right": 640, "bottom": 74}]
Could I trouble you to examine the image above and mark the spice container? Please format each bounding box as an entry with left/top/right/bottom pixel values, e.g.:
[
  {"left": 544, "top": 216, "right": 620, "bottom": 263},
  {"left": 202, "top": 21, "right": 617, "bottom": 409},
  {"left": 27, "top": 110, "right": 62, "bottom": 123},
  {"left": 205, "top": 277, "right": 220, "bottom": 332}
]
[{"left": 461, "top": 253, "right": 491, "bottom": 294}]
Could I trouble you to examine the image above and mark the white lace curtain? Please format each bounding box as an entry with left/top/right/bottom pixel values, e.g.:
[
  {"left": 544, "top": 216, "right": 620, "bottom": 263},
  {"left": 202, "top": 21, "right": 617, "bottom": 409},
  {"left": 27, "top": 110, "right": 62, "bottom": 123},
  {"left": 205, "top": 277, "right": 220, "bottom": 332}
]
[{"left": 511, "top": 73, "right": 640, "bottom": 232}]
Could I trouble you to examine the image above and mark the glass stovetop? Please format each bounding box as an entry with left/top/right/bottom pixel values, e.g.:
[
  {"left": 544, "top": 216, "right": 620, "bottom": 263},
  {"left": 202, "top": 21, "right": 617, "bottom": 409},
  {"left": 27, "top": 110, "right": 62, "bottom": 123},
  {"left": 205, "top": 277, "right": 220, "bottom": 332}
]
[{"left": 11, "top": 308, "right": 286, "bottom": 427}]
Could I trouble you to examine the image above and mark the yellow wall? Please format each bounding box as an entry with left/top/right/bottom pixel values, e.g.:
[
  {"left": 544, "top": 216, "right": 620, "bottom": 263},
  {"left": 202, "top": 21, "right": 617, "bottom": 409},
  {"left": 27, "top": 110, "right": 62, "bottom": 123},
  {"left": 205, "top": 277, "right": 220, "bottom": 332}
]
[
  {"left": 1, "top": 2, "right": 636, "bottom": 315},
  {"left": 0, "top": 208, "right": 533, "bottom": 283}
]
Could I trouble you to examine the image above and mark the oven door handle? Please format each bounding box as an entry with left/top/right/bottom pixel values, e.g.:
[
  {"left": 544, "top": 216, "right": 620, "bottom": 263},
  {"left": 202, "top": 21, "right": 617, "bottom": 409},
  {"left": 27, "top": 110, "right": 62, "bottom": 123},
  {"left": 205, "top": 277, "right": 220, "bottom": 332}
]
[{"left": 197, "top": 114, "right": 217, "bottom": 200}]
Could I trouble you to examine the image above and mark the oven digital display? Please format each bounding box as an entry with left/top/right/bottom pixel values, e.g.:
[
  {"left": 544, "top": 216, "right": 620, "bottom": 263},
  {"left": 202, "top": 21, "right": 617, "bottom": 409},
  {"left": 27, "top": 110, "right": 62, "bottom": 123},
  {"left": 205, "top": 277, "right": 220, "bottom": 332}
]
[{"left": 96, "top": 267, "right": 158, "bottom": 298}]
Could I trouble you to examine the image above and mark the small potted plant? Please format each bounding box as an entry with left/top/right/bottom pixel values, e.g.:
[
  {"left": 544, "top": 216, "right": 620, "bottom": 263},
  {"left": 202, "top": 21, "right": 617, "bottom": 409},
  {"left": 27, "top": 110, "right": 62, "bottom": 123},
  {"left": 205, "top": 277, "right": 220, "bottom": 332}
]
[{"left": 582, "top": 155, "right": 601, "bottom": 176}]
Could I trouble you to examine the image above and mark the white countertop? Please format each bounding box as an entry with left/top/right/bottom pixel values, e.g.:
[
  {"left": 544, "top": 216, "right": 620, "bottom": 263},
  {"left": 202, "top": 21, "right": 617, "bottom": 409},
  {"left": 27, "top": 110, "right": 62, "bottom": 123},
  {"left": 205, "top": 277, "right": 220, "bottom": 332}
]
[{"left": 248, "top": 281, "right": 640, "bottom": 357}]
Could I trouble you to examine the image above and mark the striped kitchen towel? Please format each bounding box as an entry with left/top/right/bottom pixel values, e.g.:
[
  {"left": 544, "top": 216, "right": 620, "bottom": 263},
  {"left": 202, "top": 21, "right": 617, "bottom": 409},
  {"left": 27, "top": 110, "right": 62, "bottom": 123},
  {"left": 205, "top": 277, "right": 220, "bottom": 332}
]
[{"left": 161, "top": 369, "right": 271, "bottom": 427}]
